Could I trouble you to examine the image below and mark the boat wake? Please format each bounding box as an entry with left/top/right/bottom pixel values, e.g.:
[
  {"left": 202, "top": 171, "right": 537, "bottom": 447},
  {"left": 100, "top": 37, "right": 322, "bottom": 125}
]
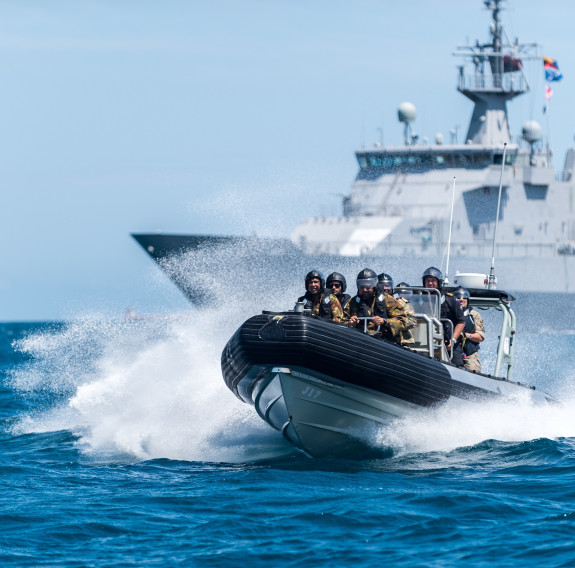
[{"left": 374, "top": 392, "right": 575, "bottom": 457}]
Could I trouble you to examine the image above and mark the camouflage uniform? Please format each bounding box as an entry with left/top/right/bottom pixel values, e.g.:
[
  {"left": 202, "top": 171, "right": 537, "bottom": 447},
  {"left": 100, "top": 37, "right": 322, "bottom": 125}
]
[
  {"left": 345, "top": 291, "right": 408, "bottom": 343},
  {"left": 460, "top": 308, "right": 485, "bottom": 372},
  {"left": 297, "top": 292, "right": 344, "bottom": 322},
  {"left": 396, "top": 296, "right": 417, "bottom": 346}
]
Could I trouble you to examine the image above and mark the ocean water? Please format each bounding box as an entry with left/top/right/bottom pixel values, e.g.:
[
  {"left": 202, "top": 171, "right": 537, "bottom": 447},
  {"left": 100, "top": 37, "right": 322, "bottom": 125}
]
[{"left": 2, "top": 293, "right": 575, "bottom": 567}]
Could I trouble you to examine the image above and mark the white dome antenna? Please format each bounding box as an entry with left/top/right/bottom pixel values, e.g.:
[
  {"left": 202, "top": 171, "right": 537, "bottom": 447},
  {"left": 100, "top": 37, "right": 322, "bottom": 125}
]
[
  {"left": 522, "top": 120, "right": 542, "bottom": 144},
  {"left": 522, "top": 120, "right": 542, "bottom": 165},
  {"left": 398, "top": 102, "right": 417, "bottom": 145}
]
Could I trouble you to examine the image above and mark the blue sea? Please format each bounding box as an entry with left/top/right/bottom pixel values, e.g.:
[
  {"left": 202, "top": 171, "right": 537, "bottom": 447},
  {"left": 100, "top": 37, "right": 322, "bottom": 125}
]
[{"left": 2, "top": 293, "right": 575, "bottom": 567}]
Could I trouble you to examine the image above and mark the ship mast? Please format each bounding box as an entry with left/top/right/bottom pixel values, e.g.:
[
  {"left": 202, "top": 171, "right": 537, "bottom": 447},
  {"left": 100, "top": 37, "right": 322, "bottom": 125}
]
[{"left": 455, "top": 0, "right": 533, "bottom": 146}]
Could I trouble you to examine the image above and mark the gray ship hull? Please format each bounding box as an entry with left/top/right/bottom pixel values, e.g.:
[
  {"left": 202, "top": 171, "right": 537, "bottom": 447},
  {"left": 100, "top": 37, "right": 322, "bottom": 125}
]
[{"left": 132, "top": 233, "right": 575, "bottom": 305}]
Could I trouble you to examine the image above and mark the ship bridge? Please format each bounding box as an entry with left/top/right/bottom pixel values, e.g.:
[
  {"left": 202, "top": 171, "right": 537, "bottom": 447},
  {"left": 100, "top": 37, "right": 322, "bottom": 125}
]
[{"left": 355, "top": 146, "right": 517, "bottom": 181}]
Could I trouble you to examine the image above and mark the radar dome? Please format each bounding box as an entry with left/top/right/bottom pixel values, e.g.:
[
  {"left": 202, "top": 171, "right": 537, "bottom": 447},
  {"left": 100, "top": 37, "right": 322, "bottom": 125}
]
[
  {"left": 435, "top": 133, "right": 444, "bottom": 145},
  {"left": 398, "top": 102, "right": 416, "bottom": 124},
  {"left": 522, "top": 121, "right": 542, "bottom": 143}
]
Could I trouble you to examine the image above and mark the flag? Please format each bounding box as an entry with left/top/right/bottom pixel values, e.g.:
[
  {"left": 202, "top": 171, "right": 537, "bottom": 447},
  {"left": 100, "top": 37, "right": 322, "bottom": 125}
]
[
  {"left": 543, "top": 56, "right": 563, "bottom": 82},
  {"left": 543, "top": 84, "right": 553, "bottom": 113}
]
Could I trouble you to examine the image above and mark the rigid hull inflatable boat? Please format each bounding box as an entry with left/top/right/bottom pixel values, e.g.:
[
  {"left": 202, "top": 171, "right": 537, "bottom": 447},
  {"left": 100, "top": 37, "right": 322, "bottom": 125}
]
[{"left": 221, "top": 286, "right": 553, "bottom": 458}]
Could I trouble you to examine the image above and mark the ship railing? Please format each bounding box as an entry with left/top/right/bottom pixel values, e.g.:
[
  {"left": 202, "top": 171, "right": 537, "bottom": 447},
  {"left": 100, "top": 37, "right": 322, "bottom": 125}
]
[
  {"left": 379, "top": 241, "right": 557, "bottom": 258},
  {"left": 458, "top": 72, "right": 527, "bottom": 93}
]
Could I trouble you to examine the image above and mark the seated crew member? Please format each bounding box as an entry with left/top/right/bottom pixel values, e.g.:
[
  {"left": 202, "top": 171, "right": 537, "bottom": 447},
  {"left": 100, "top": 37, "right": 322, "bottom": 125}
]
[
  {"left": 388, "top": 279, "right": 417, "bottom": 346},
  {"left": 422, "top": 266, "right": 465, "bottom": 366},
  {"left": 453, "top": 286, "right": 485, "bottom": 372},
  {"left": 326, "top": 272, "right": 352, "bottom": 312},
  {"left": 346, "top": 268, "right": 408, "bottom": 343},
  {"left": 297, "top": 270, "right": 344, "bottom": 322}
]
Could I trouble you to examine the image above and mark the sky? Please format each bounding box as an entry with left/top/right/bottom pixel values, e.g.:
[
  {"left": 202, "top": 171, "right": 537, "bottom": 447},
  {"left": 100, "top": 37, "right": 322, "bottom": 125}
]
[{"left": 1, "top": 0, "right": 574, "bottom": 321}]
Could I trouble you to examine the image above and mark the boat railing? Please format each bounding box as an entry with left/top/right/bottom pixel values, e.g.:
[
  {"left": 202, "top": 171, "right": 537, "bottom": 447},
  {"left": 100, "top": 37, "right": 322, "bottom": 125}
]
[
  {"left": 441, "top": 318, "right": 454, "bottom": 360},
  {"left": 356, "top": 317, "right": 381, "bottom": 336},
  {"left": 413, "top": 314, "right": 448, "bottom": 360}
]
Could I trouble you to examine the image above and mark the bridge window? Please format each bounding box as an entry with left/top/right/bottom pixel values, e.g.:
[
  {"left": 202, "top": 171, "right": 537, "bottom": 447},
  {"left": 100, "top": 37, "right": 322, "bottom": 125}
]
[{"left": 493, "top": 152, "right": 516, "bottom": 165}]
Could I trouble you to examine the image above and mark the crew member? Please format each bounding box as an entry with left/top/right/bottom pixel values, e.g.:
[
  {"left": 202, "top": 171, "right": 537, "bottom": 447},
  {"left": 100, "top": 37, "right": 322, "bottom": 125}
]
[
  {"left": 422, "top": 266, "right": 465, "bottom": 366},
  {"left": 326, "top": 272, "right": 352, "bottom": 312},
  {"left": 297, "top": 270, "right": 344, "bottom": 322},
  {"left": 454, "top": 286, "right": 485, "bottom": 372},
  {"left": 346, "top": 268, "right": 408, "bottom": 343},
  {"left": 392, "top": 281, "right": 418, "bottom": 346},
  {"left": 376, "top": 272, "right": 394, "bottom": 296}
]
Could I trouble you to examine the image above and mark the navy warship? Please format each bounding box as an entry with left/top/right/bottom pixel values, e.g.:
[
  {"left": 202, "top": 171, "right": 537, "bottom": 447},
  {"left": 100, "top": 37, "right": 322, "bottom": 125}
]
[{"left": 133, "top": 0, "right": 575, "bottom": 302}]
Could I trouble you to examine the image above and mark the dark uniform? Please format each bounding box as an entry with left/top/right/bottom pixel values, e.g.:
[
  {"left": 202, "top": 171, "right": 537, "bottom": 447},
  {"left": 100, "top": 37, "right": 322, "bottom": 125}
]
[
  {"left": 335, "top": 292, "right": 352, "bottom": 312},
  {"left": 441, "top": 293, "right": 466, "bottom": 366},
  {"left": 422, "top": 267, "right": 466, "bottom": 367},
  {"left": 346, "top": 291, "right": 408, "bottom": 343}
]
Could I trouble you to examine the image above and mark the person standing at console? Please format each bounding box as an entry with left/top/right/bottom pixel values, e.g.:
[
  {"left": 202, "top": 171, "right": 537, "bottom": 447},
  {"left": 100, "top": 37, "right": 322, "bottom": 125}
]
[{"left": 422, "top": 266, "right": 465, "bottom": 366}]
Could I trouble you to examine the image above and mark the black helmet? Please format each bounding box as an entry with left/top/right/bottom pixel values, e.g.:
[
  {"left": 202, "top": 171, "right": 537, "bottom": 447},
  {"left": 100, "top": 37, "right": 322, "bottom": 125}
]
[
  {"left": 422, "top": 266, "right": 444, "bottom": 288},
  {"left": 305, "top": 270, "right": 325, "bottom": 290},
  {"left": 453, "top": 286, "right": 470, "bottom": 300},
  {"left": 356, "top": 268, "right": 378, "bottom": 290},
  {"left": 377, "top": 273, "right": 394, "bottom": 290},
  {"left": 396, "top": 282, "right": 410, "bottom": 288},
  {"left": 326, "top": 272, "right": 347, "bottom": 293}
]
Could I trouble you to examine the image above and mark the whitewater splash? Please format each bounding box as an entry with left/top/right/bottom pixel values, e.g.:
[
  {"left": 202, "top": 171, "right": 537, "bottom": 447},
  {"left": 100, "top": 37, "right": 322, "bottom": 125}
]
[
  {"left": 375, "top": 394, "right": 575, "bottom": 457},
  {"left": 8, "top": 241, "right": 575, "bottom": 463},
  {"left": 9, "top": 309, "right": 295, "bottom": 463}
]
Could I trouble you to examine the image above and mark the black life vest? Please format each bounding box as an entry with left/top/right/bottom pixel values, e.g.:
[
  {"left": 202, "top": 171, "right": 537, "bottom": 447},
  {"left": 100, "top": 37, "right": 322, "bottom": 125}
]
[
  {"left": 440, "top": 293, "right": 465, "bottom": 340},
  {"left": 297, "top": 291, "right": 334, "bottom": 319},
  {"left": 461, "top": 309, "right": 480, "bottom": 355},
  {"left": 352, "top": 293, "right": 392, "bottom": 339},
  {"left": 337, "top": 293, "right": 352, "bottom": 312},
  {"left": 353, "top": 292, "right": 389, "bottom": 319}
]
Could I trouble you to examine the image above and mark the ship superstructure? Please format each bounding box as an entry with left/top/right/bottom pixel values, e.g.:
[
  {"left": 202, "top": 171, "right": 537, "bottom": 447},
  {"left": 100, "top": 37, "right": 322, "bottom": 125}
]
[
  {"left": 291, "top": 0, "right": 575, "bottom": 262},
  {"left": 133, "top": 0, "right": 575, "bottom": 297}
]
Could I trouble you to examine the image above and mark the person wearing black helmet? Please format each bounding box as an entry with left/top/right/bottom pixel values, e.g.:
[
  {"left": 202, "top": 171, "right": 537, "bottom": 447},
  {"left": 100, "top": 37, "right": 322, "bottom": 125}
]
[
  {"left": 376, "top": 273, "right": 394, "bottom": 295},
  {"left": 326, "top": 272, "right": 351, "bottom": 311},
  {"left": 422, "top": 266, "right": 465, "bottom": 366},
  {"left": 297, "top": 270, "right": 344, "bottom": 322},
  {"left": 453, "top": 286, "right": 485, "bottom": 372},
  {"left": 376, "top": 274, "right": 416, "bottom": 346},
  {"left": 346, "top": 268, "right": 408, "bottom": 343}
]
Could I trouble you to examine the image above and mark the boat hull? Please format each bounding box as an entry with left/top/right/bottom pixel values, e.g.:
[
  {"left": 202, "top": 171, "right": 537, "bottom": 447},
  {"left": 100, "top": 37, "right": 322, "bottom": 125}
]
[
  {"left": 253, "top": 366, "right": 424, "bottom": 458},
  {"left": 221, "top": 313, "right": 551, "bottom": 458}
]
